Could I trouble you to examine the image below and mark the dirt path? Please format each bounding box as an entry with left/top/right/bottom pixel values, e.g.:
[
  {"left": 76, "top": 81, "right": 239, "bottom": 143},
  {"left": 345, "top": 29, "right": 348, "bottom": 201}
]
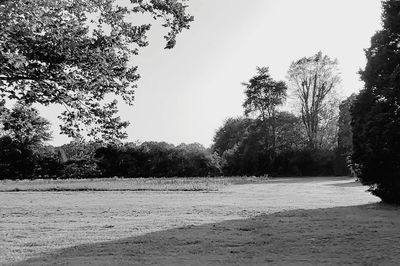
[{"left": 1, "top": 177, "right": 381, "bottom": 265}]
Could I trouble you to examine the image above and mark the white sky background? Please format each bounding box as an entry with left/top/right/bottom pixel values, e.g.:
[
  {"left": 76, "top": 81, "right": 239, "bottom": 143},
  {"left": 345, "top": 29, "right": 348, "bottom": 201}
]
[{"left": 43, "top": 0, "right": 383, "bottom": 147}]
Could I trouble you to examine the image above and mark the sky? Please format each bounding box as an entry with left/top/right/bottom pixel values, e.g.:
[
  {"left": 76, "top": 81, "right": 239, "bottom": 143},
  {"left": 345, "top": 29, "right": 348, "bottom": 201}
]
[{"left": 43, "top": 0, "right": 383, "bottom": 147}]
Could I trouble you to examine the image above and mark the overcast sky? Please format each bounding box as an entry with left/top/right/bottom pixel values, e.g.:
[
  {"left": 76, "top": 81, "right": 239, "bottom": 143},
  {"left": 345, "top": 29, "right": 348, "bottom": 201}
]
[{"left": 44, "top": 0, "right": 383, "bottom": 147}]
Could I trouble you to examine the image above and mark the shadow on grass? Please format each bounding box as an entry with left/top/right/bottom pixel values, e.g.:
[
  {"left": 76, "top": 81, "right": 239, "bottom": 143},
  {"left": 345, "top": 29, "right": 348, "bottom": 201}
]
[{"left": 12, "top": 203, "right": 400, "bottom": 266}]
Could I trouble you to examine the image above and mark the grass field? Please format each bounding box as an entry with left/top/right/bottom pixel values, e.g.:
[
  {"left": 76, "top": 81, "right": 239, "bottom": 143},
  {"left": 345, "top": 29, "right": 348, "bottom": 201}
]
[
  {"left": 2, "top": 176, "right": 393, "bottom": 265},
  {"left": 0, "top": 176, "right": 267, "bottom": 192}
]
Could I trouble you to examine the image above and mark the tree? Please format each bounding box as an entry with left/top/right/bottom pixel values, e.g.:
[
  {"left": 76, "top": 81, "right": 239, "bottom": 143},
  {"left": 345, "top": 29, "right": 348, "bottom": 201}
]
[
  {"left": 212, "top": 117, "right": 252, "bottom": 156},
  {"left": 335, "top": 94, "right": 357, "bottom": 176},
  {"left": 212, "top": 113, "right": 307, "bottom": 177},
  {"left": 352, "top": 0, "right": 400, "bottom": 203},
  {"left": 287, "top": 52, "right": 341, "bottom": 149},
  {"left": 0, "top": 99, "right": 8, "bottom": 137},
  {"left": 0, "top": 0, "right": 193, "bottom": 141},
  {"left": 0, "top": 103, "right": 55, "bottom": 179},
  {"left": 338, "top": 94, "right": 356, "bottom": 157},
  {"left": 242, "top": 67, "right": 287, "bottom": 153},
  {"left": 274, "top": 112, "right": 305, "bottom": 152},
  {"left": 317, "top": 95, "right": 340, "bottom": 150},
  {"left": 1, "top": 103, "right": 52, "bottom": 147}
]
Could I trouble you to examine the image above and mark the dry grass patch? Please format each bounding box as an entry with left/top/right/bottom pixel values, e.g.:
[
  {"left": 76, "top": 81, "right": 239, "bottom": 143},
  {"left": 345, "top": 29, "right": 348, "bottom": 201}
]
[{"left": 0, "top": 176, "right": 268, "bottom": 192}]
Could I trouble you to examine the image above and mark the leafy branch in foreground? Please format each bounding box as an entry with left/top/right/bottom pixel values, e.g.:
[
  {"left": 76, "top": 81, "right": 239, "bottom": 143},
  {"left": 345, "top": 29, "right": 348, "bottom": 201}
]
[{"left": 0, "top": 0, "right": 193, "bottom": 141}]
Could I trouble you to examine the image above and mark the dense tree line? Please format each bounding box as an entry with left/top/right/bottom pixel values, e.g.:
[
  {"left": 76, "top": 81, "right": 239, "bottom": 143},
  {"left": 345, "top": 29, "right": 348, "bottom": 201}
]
[
  {"left": 0, "top": 140, "right": 222, "bottom": 180},
  {"left": 95, "top": 142, "right": 220, "bottom": 178},
  {"left": 0, "top": 104, "right": 221, "bottom": 179}
]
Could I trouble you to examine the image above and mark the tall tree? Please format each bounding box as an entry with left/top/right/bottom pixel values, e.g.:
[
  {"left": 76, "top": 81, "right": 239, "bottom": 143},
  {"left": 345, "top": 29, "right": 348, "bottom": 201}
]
[
  {"left": 352, "top": 0, "right": 400, "bottom": 203},
  {"left": 0, "top": 0, "right": 193, "bottom": 141},
  {"left": 242, "top": 67, "right": 287, "bottom": 152},
  {"left": 287, "top": 52, "right": 341, "bottom": 149}
]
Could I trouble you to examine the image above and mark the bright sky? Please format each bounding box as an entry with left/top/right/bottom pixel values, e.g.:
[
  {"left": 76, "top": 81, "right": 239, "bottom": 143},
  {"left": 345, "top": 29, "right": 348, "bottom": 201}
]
[{"left": 44, "top": 0, "right": 383, "bottom": 147}]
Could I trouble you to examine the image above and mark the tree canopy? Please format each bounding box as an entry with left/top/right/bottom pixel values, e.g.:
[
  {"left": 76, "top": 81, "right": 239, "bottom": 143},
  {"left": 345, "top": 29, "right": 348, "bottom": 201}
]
[
  {"left": 242, "top": 67, "right": 287, "bottom": 122},
  {"left": 0, "top": 0, "right": 193, "bottom": 141},
  {"left": 242, "top": 67, "right": 287, "bottom": 153}
]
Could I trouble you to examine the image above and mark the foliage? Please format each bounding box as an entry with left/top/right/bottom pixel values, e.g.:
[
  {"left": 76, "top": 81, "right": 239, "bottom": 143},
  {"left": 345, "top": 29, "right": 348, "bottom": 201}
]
[
  {"left": 0, "top": 0, "right": 193, "bottom": 141},
  {"left": 242, "top": 67, "right": 287, "bottom": 153},
  {"left": 338, "top": 94, "right": 356, "bottom": 156},
  {"left": 317, "top": 95, "right": 340, "bottom": 150},
  {"left": 95, "top": 141, "right": 221, "bottom": 178},
  {"left": 0, "top": 136, "right": 36, "bottom": 179},
  {"left": 243, "top": 67, "right": 287, "bottom": 121},
  {"left": 212, "top": 117, "right": 252, "bottom": 155},
  {"left": 212, "top": 59, "right": 347, "bottom": 176},
  {"left": 351, "top": 0, "right": 400, "bottom": 203},
  {"left": 61, "top": 140, "right": 102, "bottom": 161},
  {"left": 272, "top": 149, "right": 340, "bottom": 177},
  {"left": 336, "top": 94, "right": 357, "bottom": 176},
  {"left": 273, "top": 112, "right": 305, "bottom": 152},
  {"left": 212, "top": 58, "right": 344, "bottom": 177},
  {"left": 288, "top": 52, "right": 341, "bottom": 149},
  {"left": 59, "top": 140, "right": 103, "bottom": 178},
  {"left": 0, "top": 103, "right": 58, "bottom": 179},
  {"left": 61, "top": 161, "right": 101, "bottom": 179},
  {"left": 33, "top": 146, "right": 63, "bottom": 178},
  {"left": 0, "top": 103, "right": 52, "bottom": 147},
  {"left": 211, "top": 113, "right": 335, "bottom": 177}
]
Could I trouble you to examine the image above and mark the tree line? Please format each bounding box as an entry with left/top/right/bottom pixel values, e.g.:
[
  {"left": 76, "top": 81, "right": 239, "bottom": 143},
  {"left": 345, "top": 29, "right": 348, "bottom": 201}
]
[
  {"left": 0, "top": 103, "right": 221, "bottom": 179},
  {"left": 0, "top": 51, "right": 353, "bottom": 179}
]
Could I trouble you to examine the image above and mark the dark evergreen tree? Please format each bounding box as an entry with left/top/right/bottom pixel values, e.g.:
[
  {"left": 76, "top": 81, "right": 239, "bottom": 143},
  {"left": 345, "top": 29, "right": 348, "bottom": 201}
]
[{"left": 352, "top": 0, "right": 400, "bottom": 203}]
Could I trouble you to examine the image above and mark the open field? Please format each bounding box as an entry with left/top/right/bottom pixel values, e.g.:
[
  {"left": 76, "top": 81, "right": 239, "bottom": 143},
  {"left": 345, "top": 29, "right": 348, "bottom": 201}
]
[{"left": 1, "top": 177, "right": 392, "bottom": 265}]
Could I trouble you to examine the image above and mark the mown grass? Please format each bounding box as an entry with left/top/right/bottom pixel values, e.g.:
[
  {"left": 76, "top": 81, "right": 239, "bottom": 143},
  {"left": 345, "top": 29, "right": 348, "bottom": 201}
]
[{"left": 0, "top": 176, "right": 269, "bottom": 192}]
